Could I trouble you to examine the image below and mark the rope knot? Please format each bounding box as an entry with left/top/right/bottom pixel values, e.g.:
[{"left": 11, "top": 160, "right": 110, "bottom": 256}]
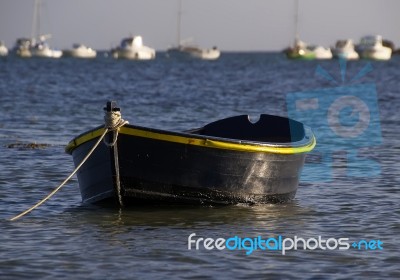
[
  {"left": 103, "top": 110, "right": 129, "bottom": 147},
  {"left": 104, "top": 110, "right": 129, "bottom": 130}
]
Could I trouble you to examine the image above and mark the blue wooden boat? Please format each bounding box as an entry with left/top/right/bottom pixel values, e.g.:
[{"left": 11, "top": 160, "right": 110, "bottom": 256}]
[{"left": 66, "top": 102, "right": 315, "bottom": 206}]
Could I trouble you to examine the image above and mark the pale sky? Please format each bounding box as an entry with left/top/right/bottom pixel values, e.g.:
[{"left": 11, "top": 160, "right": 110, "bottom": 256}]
[{"left": 0, "top": 0, "right": 399, "bottom": 51}]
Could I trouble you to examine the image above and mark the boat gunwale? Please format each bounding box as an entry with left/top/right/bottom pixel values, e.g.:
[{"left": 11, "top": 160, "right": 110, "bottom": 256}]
[{"left": 66, "top": 123, "right": 315, "bottom": 155}]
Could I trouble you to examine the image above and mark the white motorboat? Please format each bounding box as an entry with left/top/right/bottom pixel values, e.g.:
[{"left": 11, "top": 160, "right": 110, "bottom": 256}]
[
  {"left": 357, "top": 35, "right": 392, "bottom": 60},
  {"left": 13, "top": 38, "right": 33, "bottom": 58},
  {"left": 111, "top": 36, "right": 155, "bottom": 60},
  {"left": 63, "top": 44, "right": 97, "bottom": 58},
  {"left": 308, "top": 45, "right": 333, "bottom": 59},
  {"left": 332, "top": 39, "right": 359, "bottom": 60}
]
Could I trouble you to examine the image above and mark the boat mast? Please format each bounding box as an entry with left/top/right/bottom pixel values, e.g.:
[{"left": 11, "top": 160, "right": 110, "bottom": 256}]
[
  {"left": 294, "top": 0, "right": 299, "bottom": 45},
  {"left": 31, "top": 0, "right": 41, "bottom": 40},
  {"left": 177, "top": 0, "right": 182, "bottom": 46}
]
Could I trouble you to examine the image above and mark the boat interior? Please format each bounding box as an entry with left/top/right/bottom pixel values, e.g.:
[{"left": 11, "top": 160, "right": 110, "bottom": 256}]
[{"left": 189, "top": 115, "right": 306, "bottom": 143}]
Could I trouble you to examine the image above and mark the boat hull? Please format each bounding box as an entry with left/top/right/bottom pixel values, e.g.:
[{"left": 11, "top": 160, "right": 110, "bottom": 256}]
[
  {"left": 16, "top": 48, "right": 32, "bottom": 58},
  {"left": 167, "top": 47, "right": 220, "bottom": 60},
  {"left": 190, "top": 49, "right": 220, "bottom": 60},
  {"left": 63, "top": 49, "right": 97, "bottom": 59},
  {"left": 31, "top": 47, "right": 62, "bottom": 58},
  {"left": 333, "top": 51, "right": 359, "bottom": 60},
  {"left": 360, "top": 49, "right": 392, "bottom": 60},
  {"left": 286, "top": 51, "right": 316, "bottom": 60},
  {"left": 111, "top": 47, "right": 156, "bottom": 60},
  {"left": 69, "top": 121, "right": 314, "bottom": 206}
]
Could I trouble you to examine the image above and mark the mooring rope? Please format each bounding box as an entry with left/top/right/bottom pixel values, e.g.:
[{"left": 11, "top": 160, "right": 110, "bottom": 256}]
[{"left": 9, "top": 111, "right": 128, "bottom": 221}]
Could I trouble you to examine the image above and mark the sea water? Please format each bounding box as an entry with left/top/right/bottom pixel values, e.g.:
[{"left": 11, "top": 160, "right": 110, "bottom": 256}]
[{"left": 0, "top": 53, "right": 399, "bottom": 279}]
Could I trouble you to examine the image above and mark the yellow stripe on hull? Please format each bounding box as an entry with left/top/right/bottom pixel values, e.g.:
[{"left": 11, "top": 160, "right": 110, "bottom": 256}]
[{"left": 66, "top": 126, "right": 316, "bottom": 155}]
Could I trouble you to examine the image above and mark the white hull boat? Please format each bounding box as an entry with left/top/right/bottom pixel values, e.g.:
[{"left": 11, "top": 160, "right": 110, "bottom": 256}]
[
  {"left": 13, "top": 38, "right": 33, "bottom": 58},
  {"left": 168, "top": 0, "right": 220, "bottom": 60},
  {"left": 332, "top": 39, "right": 359, "bottom": 60},
  {"left": 309, "top": 45, "right": 333, "bottom": 59},
  {"left": 357, "top": 35, "right": 392, "bottom": 61},
  {"left": 168, "top": 45, "right": 220, "bottom": 60},
  {"left": 111, "top": 36, "right": 155, "bottom": 60},
  {"left": 63, "top": 44, "right": 97, "bottom": 58},
  {"left": 187, "top": 46, "right": 220, "bottom": 60},
  {"left": 15, "top": 1, "right": 61, "bottom": 59}
]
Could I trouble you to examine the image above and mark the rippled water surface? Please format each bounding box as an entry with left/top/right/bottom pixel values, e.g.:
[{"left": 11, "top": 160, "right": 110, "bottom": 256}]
[{"left": 0, "top": 53, "right": 399, "bottom": 279}]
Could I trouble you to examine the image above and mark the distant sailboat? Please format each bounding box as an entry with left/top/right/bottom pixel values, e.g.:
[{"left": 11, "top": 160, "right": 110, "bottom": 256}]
[
  {"left": 167, "top": 0, "right": 220, "bottom": 60},
  {"left": 31, "top": 0, "right": 62, "bottom": 58},
  {"left": 31, "top": 35, "right": 62, "bottom": 58},
  {"left": 285, "top": 0, "right": 332, "bottom": 60},
  {"left": 285, "top": 0, "right": 315, "bottom": 59},
  {"left": 14, "top": 0, "right": 61, "bottom": 58}
]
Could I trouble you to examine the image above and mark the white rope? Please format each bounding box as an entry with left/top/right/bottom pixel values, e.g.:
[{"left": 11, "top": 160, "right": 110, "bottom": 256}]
[
  {"left": 9, "top": 129, "right": 108, "bottom": 221},
  {"left": 9, "top": 108, "right": 129, "bottom": 221}
]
